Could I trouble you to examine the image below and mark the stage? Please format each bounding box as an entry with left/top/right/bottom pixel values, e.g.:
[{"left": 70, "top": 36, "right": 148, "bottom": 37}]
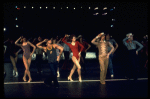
[{"left": 4, "top": 58, "right": 148, "bottom": 98}]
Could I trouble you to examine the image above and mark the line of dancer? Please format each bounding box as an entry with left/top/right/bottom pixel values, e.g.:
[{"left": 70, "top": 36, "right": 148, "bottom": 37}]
[{"left": 4, "top": 32, "right": 145, "bottom": 86}]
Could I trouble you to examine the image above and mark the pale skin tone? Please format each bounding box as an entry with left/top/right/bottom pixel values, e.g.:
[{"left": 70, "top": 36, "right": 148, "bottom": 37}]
[
  {"left": 65, "top": 34, "right": 82, "bottom": 81},
  {"left": 15, "top": 36, "right": 36, "bottom": 82}
]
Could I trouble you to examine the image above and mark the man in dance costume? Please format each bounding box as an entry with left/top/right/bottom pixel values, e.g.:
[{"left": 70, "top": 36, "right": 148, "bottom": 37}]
[
  {"left": 15, "top": 36, "right": 36, "bottom": 82},
  {"left": 62, "top": 34, "right": 84, "bottom": 82},
  {"left": 78, "top": 35, "right": 91, "bottom": 72},
  {"left": 91, "top": 32, "right": 114, "bottom": 84},
  {"left": 36, "top": 38, "right": 63, "bottom": 88},
  {"left": 123, "top": 33, "right": 143, "bottom": 80},
  {"left": 106, "top": 33, "right": 118, "bottom": 78}
]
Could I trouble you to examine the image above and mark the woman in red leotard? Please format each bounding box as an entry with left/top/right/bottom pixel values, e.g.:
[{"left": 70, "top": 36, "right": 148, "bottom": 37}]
[{"left": 62, "top": 34, "right": 84, "bottom": 82}]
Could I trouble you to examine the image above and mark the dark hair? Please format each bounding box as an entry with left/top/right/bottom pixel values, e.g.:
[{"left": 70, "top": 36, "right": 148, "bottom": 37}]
[
  {"left": 106, "top": 33, "right": 110, "bottom": 36},
  {"left": 70, "top": 34, "right": 76, "bottom": 40}
]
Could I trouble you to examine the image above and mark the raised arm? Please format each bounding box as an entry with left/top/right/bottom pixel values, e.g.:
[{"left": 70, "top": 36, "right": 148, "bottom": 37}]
[
  {"left": 62, "top": 35, "right": 71, "bottom": 47},
  {"left": 36, "top": 39, "right": 48, "bottom": 51},
  {"left": 54, "top": 44, "right": 64, "bottom": 61},
  {"left": 56, "top": 38, "right": 62, "bottom": 44},
  {"left": 91, "top": 33, "right": 104, "bottom": 45},
  {"left": 54, "top": 44, "right": 64, "bottom": 56},
  {"left": 123, "top": 37, "right": 129, "bottom": 47},
  {"left": 15, "top": 36, "right": 22, "bottom": 47}
]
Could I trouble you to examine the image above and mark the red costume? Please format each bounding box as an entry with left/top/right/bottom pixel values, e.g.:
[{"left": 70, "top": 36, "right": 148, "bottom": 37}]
[{"left": 62, "top": 36, "right": 84, "bottom": 59}]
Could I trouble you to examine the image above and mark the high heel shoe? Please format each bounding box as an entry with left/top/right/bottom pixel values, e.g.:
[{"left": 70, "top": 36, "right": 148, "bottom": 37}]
[
  {"left": 68, "top": 77, "right": 73, "bottom": 81},
  {"left": 79, "top": 78, "right": 82, "bottom": 82},
  {"left": 79, "top": 80, "right": 82, "bottom": 82},
  {"left": 23, "top": 77, "right": 27, "bottom": 82},
  {"left": 28, "top": 79, "right": 32, "bottom": 83}
]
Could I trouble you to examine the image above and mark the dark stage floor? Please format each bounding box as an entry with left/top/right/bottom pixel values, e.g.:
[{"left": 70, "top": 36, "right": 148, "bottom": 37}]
[{"left": 4, "top": 58, "right": 148, "bottom": 98}]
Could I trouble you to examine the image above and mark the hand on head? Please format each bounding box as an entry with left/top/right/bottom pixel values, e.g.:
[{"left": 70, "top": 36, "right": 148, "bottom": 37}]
[
  {"left": 65, "top": 34, "right": 70, "bottom": 37},
  {"left": 43, "top": 39, "right": 49, "bottom": 42},
  {"left": 97, "top": 32, "right": 104, "bottom": 37}
]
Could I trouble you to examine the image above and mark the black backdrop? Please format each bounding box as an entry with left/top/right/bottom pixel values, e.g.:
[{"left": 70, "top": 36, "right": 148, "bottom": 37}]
[{"left": 3, "top": 2, "right": 148, "bottom": 52}]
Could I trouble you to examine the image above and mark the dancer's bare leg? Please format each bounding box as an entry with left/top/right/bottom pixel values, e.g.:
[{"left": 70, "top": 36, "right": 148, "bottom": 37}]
[
  {"left": 23, "top": 56, "right": 32, "bottom": 82},
  {"left": 68, "top": 63, "right": 77, "bottom": 80},
  {"left": 72, "top": 56, "right": 82, "bottom": 81},
  {"left": 22, "top": 56, "right": 28, "bottom": 81},
  {"left": 10, "top": 56, "right": 18, "bottom": 72},
  {"left": 27, "top": 57, "right": 32, "bottom": 82}
]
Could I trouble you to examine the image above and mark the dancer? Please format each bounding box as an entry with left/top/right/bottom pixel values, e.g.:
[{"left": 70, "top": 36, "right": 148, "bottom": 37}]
[
  {"left": 4, "top": 38, "right": 21, "bottom": 77},
  {"left": 15, "top": 36, "right": 36, "bottom": 82},
  {"left": 78, "top": 35, "right": 91, "bottom": 72},
  {"left": 62, "top": 34, "right": 84, "bottom": 82},
  {"left": 32, "top": 36, "right": 44, "bottom": 74},
  {"left": 61, "top": 34, "right": 71, "bottom": 70},
  {"left": 52, "top": 37, "right": 63, "bottom": 77},
  {"left": 91, "top": 32, "right": 114, "bottom": 84},
  {"left": 141, "top": 35, "right": 148, "bottom": 69},
  {"left": 106, "top": 33, "right": 118, "bottom": 78},
  {"left": 36, "top": 38, "right": 63, "bottom": 88},
  {"left": 123, "top": 33, "right": 143, "bottom": 80}
]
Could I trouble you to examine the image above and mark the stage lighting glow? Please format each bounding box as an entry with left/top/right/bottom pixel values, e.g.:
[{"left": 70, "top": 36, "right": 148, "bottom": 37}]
[
  {"left": 53, "top": 7, "right": 55, "bottom": 9},
  {"left": 24, "top": 6, "right": 26, "bottom": 8},
  {"left": 46, "top": 6, "right": 48, "bottom": 9},
  {"left": 110, "top": 9, "right": 113, "bottom": 11},
  {"left": 113, "top": 7, "right": 115, "bottom": 9},
  {"left": 94, "top": 7, "right": 98, "bottom": 10},
  {"left": 111, "top": 25, "right": 113, "bottom": 27},
  {"left": 74, "top": 7, "right": 75, "bottom": 9},
  {"left": 32, "top": 6, "right": 34, "bottom": 9},
  {"left": 40, "top": 7, "right": 42, "bottom": 9},
  {"left": 66, "top": 7, "right": 68, "bottom": 9},
  {"left": 15, "top": 18, "right": 17, "bottom": 20},
  {"left": 81, "top": 6, "right": 82, "bottom": 8},
  {"left": 112, "top": 19, "right": 115, "bottom": 21},
  {"left": 102, "top": 12, "right": 107, "bottom": 15},
  {"left": 15, "top": 6, "right": 17, "bottom": 8},
  {"left": 16, "top": 25, "right": 18, "bottom": 27},
  {"left": 61, "top": 7, "right": 62, "bottom": 9},
  {"left": 3, "top": 28, "right": 6, "bottom": 31},
  {"left": 93, "top": 12, "right": 99, "bottom": 15},
  {"left": 89, "top": 7, "right": 91, "bottom": 9},
  {"left": 103, "top": 7, "right": 107, "bottom": 10}
]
